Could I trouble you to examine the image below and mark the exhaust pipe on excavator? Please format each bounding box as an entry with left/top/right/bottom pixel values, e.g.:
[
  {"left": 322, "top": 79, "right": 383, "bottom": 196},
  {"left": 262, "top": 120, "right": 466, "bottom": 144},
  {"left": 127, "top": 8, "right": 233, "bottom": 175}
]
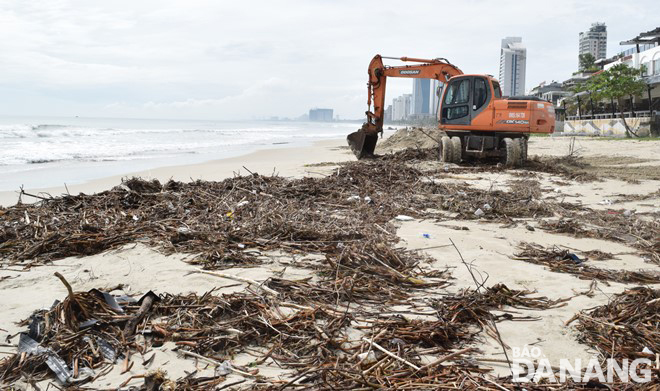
[{"left": 346, "top": 124, "right": 378, "bottom": 159}]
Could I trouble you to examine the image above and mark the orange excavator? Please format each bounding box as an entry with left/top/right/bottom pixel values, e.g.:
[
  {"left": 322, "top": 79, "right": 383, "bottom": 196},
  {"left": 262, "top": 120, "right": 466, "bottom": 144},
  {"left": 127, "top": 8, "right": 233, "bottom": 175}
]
[{"left": 347, "top": 55, "right": 555, "bottom": 166}]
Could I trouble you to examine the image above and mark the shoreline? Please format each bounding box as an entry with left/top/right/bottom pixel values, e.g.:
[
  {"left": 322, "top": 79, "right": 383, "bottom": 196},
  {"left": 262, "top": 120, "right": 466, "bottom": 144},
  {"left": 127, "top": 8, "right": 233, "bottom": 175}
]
[{"left": 0, "top": 137, "right": 356, "bottom": 207}]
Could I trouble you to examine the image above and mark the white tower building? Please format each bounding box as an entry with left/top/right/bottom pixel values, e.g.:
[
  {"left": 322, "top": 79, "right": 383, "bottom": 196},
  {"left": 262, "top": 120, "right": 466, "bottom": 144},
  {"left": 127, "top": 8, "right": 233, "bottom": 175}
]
[{"left": 499, "top": 37, "right": 527, "bottom": 97}]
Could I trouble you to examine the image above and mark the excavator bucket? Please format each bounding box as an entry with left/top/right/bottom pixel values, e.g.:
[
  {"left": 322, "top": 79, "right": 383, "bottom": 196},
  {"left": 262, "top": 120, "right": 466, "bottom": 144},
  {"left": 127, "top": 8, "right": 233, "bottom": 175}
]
[{"left": 346, "top": 126, "right": 378, "bottom": 159}]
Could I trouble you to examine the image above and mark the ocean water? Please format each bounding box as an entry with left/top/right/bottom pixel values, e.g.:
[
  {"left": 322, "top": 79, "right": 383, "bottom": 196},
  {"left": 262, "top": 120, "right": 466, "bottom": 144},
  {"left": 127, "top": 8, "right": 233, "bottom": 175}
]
[{"left": 0, "top": 116, "right": 362, "bottom": 191}]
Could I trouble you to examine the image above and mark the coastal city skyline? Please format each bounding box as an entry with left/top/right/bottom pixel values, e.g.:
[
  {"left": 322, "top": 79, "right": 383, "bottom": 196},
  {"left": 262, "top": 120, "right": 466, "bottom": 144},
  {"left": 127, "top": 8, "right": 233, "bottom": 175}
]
[{"left": 0, "top": 0, "right": 658, "bottom": 121}]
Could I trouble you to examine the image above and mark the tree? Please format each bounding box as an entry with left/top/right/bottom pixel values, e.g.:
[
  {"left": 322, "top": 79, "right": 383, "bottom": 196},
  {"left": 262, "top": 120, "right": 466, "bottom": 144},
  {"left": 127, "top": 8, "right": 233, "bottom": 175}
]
[
  {"left": 588, "top": 64, "right": 647, "bottom": 137},
  {"left": 571, "top": 79, "right": 599, "bottom": 116},
  {"left": 579, "top": 53, "right": 597, "bottom": 72}
]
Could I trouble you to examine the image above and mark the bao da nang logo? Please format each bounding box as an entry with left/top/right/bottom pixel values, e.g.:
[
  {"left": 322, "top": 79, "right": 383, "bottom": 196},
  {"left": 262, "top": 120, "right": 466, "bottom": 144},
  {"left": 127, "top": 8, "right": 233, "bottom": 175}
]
[{"left": 511, "top": 345, "right": 655, "bottom": 383}]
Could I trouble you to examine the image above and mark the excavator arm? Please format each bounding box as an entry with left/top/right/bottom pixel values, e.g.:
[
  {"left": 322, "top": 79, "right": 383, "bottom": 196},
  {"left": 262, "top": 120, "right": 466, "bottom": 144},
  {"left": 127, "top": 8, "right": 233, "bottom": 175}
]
[{"left": 347, "top": 55, "right": 464, "bottom": 158}]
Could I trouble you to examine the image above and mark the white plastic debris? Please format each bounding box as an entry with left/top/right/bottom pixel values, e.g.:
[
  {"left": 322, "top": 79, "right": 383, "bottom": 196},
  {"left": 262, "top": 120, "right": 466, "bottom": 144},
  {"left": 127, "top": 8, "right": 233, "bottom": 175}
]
[
  {"left": 364, "top": 196, "right": 372, "bottom": 203},
  {"left": 347, "top": 195, "right": 361, "bottom": 202},
  {"left": 642, "top": 347, "right": 654, "bottom": 354},
  {"left": 177, "top": 227, "right": 191, "bottom": 234},
  {"left": 132, "top": 215, "right": 139, "bottom": 221},
  {"left": 483, "top": 203, "right": 492, "bottom": 211},
  {"left": 443, "top": 165, "right": 450, "bottom": 172},
  {"left": 623, "top": 209, "right": 635, "bottom": 217},
  {"left": 474, "top": 208, "right": 485, "bottom": 217},
  {"left": 237, "top": 243, "right": 246, "bottom": 249},
  {"left": 598, "top": 199, "right": 612, "bottom": 206},
  {"left": 395, "top": 215, "right": 414, "bottom": 221},
  {"left": 357, "top": 351, "right": 377, "bottom": 365},
  {"left": 236, "top": 200, "right": 249, "bottom": 207},
  {"left": 215, "top": 361, "right": 233, "bottom": 376}
]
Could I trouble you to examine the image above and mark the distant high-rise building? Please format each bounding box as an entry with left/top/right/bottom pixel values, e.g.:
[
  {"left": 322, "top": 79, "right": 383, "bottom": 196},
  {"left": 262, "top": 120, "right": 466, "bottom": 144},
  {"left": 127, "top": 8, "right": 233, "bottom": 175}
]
[
  {"left": 412, "top": 79, "right": 431, "bottom": 115},
  {"left": 384, "top": 104, "right": 392, "bottom": 123},
  {"left": 392, "top": 94, "right": 412, "bottom": 121},
  {"left": 308, "top": 108, "right": 334, "bottom": 121},
  {"left": 499, "top": 37, "right": 527, "bottom": 97},
  {"left": 579, "top": 22, "right": 607, "bottom": 62}
]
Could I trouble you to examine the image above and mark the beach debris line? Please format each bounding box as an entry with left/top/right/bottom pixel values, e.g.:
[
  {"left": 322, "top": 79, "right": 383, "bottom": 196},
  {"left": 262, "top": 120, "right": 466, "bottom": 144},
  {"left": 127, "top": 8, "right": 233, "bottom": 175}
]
[
  {"left": 0, "top": 271, "right": 582, "bottom": 389},
  {"left": 1, "top": 146, "right": 659, "bottom": 388},
  {"left": 539, "top": 209, "right": 659, "bottom": 265},
  {"left": 568, "top": 287, "right": 659, "bottom": 364},
  {"left": 1, "top": 150, "right": 565, "bottom": 269},
  {"left": 512, "top": 242, "right": 660, "bottom": 284}
]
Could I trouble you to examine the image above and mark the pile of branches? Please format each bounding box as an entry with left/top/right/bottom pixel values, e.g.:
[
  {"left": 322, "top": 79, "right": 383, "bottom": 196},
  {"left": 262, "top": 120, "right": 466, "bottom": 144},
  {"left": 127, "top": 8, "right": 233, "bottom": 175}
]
[
  {"left": 540, "top": 208, "right": 660, "bottom": 265},
  {"left": 0, "top": 151, "right": 555, "bottom": 270},
  {"left": 0, "top": 274, "right": 351, "bottom": 387},
  {"left": 512, "top": 242, "right": 660, "bottom": 284},
  {"left": 0, "top": 272, "right": 575, "bottom": 389},
  {"left": 525, "top": 155, "right": 599, "bottom": 182},
  {"left": 570, "top": 287, "right": 659, "bottom": 361}
]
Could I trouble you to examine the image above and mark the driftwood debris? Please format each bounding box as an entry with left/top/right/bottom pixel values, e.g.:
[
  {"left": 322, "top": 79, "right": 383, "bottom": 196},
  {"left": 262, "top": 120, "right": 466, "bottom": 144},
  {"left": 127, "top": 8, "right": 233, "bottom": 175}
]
[{"left": 0, "top": 148, "right": 658, "bottom": 389}]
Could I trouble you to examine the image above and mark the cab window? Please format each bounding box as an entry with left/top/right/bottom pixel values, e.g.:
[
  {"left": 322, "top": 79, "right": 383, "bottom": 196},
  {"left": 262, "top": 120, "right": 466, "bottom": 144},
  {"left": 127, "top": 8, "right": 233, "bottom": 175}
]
[
  {"left": 446, "top": 106, "right": 468, "bottom": 120},
  {"left": 444, "top": 79, "right": 470, "bottom": 105},
  {"left": 492, "top": 80, "right": 502, "bottom": 98},
  {"left": 474, "top": 78, "right": 488, "bottom": 109}
]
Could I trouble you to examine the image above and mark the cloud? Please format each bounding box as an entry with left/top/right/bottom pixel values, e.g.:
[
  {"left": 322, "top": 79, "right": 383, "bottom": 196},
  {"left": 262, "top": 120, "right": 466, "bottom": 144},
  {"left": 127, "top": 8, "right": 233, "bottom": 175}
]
[{"left": 0, "top": 0, "right": 659, "bottom": 119}]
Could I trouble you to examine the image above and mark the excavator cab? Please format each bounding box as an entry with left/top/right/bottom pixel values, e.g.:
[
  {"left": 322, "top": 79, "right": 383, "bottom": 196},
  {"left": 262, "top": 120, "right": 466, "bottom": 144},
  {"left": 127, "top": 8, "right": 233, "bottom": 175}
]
[{"left": 440, "top": 76, "right": 502, "bottom": 126}]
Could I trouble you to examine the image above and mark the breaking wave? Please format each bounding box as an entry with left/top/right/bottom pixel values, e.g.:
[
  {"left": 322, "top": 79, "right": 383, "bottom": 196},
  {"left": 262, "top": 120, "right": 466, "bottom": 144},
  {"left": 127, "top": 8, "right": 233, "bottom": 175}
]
[{"left": 0, "top": 119, "right": 360, "bottom": 167}]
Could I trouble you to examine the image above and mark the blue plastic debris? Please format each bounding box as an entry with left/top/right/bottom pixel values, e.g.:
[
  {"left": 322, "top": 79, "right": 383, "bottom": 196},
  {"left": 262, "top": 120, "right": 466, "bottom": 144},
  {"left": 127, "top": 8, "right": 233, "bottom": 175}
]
[{"left": 565, "top": 253, "right": 583, "bottom": 264}]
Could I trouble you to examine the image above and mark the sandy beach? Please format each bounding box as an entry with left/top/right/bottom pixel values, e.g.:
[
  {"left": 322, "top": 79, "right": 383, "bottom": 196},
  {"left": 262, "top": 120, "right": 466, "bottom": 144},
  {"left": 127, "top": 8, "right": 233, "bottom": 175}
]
[
  {"left": 1, "top": 133, "right": 658, "bottom": 389},
  {"left": 0, "top": 138, "right": 358, "bottom": 207}
]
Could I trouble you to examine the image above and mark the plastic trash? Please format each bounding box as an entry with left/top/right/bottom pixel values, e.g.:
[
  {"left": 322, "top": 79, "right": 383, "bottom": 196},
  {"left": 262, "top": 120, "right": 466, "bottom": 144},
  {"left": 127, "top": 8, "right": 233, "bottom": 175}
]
[
  {"left": 19, "top": 334, "right": 73, "bottom": 384},
  {"left": 565, "top": 253, "right": 583, "bottom": 264},
  {"left": 422, "top": 233, "right": 431, "bottom": 239},
  {"left": 483, "top": 203, "right": 492, "bottom": 211},
  {"left": 642, "top": 347, "right": 653, "bottom": 354},
  {"left": 391, "top": 338, "right": 405, "bottom": 346},
  {"left": 364, "top": 196, "right": 372, "bottom": 204},
  {"left": 598, "top": 199, "right": 612, "bottom": 206},
  {"left": 96, "top": 337, "right": 117, "bottom": 362},
  {"left": 395, "top": 215, "right": 414, "bottom": 221},
  {"left": 215, "top": 360, "right": 233, "bottom": 376},
  {"left": 237, "top": 243, "right": 246, "bottom": 249},
  {"left": 474, "top": 208, "right": 484, "bottom": 217},
  {"left": 347, "top": 195, "right": 361, "bottom": 202},
  {"left": 236, "top": 200, "right": 249, "bottom": 207},
  {"left": 443, "top": 165, "right": 449, "bottom": 172},
  {"left": 357, "top": 351, "right": 377, "bottom": 365}
]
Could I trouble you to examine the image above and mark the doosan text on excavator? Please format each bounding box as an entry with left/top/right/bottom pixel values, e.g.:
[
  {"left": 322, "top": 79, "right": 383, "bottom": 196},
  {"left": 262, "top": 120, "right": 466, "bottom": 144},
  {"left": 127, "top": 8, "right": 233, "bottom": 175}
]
[{"left": 347, "top": 55, "right": 556, "bottom": 166}]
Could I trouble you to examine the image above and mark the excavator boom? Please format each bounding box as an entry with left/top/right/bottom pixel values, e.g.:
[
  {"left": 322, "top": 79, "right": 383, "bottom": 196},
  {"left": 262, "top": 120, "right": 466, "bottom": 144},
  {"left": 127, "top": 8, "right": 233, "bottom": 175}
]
[{"left": 347, "top": 55, "right": 463, "bottom": 158}]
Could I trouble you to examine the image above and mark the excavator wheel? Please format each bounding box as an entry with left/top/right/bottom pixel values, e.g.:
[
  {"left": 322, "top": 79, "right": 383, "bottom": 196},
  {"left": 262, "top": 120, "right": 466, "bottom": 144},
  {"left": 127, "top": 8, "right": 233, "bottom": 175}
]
[
  {"left": 517, "top": 138, "right": 528, "bottom": 167},
  {"left": 450, "top": 136, "right": 462, "bottom": 164},
  {"left": 501, "top": 138, "right": 520, "bottom": 167},
  {"left": 439, "top": 136, "right": 453, "bottom": 163}
]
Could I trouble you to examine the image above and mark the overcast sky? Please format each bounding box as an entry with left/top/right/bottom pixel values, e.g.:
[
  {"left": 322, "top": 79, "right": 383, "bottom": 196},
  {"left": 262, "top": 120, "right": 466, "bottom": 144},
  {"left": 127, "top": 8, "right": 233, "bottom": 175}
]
[{"left": 1, "top": 0, "right": 658, "bottom": 121}]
